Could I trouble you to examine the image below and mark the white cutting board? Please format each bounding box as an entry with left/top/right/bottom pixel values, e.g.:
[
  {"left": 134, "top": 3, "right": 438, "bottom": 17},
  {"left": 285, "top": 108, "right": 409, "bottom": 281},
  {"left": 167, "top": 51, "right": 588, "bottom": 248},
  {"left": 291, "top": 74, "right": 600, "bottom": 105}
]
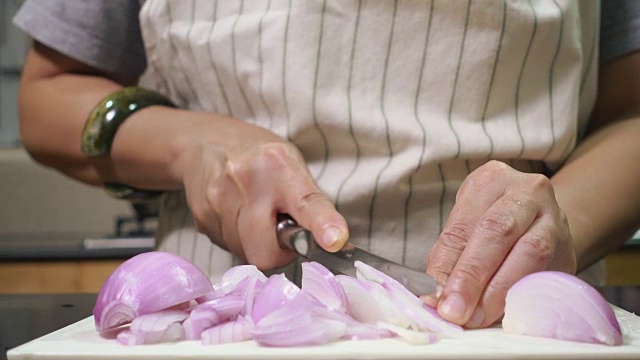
[{"left": 8, "top": 306, "right": 640, "bottom": 360}]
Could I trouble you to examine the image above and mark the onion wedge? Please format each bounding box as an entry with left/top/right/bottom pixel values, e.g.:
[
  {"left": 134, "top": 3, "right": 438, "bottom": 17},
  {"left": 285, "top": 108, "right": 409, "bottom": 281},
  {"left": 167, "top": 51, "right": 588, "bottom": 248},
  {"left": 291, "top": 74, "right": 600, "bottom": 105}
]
[
  {"left": 93, "top": 252, "right": 213, "bottom": 332},
  {"left": 502, "top": 271, "right": 623, "bottom": 346}
]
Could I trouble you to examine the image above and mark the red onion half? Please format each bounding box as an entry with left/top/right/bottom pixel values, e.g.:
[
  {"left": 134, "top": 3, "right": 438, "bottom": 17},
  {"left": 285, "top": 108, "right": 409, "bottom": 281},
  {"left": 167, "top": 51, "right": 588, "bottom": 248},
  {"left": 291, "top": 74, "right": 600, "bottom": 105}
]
[
  {"left": 502, "top": 271, "right": 623, "bottom": 346},
  {"left": 93, "top": 252, "right": 213, "bottom": 332}
]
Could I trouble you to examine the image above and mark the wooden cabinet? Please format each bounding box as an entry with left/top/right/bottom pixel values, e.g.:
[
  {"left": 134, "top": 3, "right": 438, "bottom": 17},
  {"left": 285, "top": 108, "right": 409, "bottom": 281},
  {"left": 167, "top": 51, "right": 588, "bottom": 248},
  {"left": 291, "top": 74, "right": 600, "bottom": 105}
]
[
  {"left": 604, "top": 249, "right": 640, "bottom": 286},
  {"left": 0, "top": 260, "right": 124, "bottom": 293},
  {"left": 0, "top": 249, "right": 638, "bottom": 294}
]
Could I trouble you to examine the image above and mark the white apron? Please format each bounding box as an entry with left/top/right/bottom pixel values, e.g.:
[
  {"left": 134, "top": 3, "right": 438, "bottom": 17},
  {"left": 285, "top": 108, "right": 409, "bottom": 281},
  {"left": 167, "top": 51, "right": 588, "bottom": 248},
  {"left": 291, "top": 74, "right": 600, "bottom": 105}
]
[{"left": 137, "top": 0, "right": 602, "bottom": 283}]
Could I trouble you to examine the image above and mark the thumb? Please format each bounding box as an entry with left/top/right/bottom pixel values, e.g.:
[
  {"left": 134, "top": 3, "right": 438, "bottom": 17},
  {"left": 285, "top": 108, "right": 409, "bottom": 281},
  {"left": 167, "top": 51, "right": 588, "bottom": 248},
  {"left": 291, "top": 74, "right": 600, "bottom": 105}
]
[{"left": 285, "top": 192, "right": 349, "bottom": 252}]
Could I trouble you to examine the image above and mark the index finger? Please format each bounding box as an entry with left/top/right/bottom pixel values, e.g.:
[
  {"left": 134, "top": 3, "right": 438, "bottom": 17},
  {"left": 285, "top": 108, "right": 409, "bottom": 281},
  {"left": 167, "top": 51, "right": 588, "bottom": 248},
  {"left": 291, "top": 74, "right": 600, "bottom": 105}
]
[
  {"left": 267, "top": 147, "right": 349, "bottom": 252},
  {"left": 437, "top": 194, "right": 538, "bottom": 325},
  {"left": 426, "top": 168, "right": 507, "bottom": 288},
  {"left": 283, "top": 185, "right": 349, "bottom": 252}
]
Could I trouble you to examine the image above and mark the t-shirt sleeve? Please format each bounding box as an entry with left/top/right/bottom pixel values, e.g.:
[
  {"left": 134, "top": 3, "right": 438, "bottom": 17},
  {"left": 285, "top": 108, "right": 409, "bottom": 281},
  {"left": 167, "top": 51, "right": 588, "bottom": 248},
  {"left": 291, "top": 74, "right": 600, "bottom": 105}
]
[
  {"left": 12, "top": 0, "right": 147, "bottom": 78},
  {"left": 600, "top": 0, "right": 640, "bottom": 64}
]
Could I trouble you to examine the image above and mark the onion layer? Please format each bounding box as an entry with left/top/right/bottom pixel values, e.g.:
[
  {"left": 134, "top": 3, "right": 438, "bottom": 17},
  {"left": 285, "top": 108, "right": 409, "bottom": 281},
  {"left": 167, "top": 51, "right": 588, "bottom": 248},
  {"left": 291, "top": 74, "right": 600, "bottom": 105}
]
[
  {"left": 502, "top": 271, "right": 623, "bottom": 346},
  {"left": 116, "top": 310, "right": 189, "bottom": 345},
  {"left": 93, "top": 252, "right": 213, "bottom": 332}
]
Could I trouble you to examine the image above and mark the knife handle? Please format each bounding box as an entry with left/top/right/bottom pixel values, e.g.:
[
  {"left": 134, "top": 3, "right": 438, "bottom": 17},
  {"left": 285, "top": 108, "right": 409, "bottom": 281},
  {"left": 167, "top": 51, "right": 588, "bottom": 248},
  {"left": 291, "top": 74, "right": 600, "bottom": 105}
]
[{"left": 276, "top": 214, "right": 313, "bottom": 257}]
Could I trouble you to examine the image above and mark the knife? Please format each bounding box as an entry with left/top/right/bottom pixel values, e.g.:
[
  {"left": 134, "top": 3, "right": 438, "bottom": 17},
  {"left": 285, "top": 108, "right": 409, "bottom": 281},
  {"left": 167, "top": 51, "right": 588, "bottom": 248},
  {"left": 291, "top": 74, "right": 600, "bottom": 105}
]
[{"left": 276, "top": 214, "right": 437, "bottom": 296}]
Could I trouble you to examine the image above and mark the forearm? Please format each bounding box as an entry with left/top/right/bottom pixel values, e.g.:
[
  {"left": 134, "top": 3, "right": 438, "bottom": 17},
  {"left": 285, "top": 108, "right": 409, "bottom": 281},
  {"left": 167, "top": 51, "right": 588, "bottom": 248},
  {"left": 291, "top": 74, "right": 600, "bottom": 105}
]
[
  {"left": 551, "top": 117, "right": 640, "bottom": 271},
  {"left": 20, "top": 67, "right": 236, "bottom": 191},
  {"left": 19, "top": 42, "right": 202, "bottom": 190},
  {"left": 20, "top": 70, "right": 123, "bottom": 185}
]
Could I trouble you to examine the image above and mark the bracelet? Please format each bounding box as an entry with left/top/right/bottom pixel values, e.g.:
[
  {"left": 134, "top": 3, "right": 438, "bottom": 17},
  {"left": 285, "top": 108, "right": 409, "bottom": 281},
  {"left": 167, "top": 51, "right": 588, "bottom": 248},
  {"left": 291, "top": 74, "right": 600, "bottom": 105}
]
[{"left": 81, "top": 86, "right": 176, "bottom": 201}]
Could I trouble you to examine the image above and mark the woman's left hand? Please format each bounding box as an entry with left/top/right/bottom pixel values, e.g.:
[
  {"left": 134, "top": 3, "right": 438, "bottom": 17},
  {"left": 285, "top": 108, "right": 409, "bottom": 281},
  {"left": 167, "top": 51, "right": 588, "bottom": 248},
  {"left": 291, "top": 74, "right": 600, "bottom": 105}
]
[{"left": 425, "top": 160, "right": 577, "bottom": 328}]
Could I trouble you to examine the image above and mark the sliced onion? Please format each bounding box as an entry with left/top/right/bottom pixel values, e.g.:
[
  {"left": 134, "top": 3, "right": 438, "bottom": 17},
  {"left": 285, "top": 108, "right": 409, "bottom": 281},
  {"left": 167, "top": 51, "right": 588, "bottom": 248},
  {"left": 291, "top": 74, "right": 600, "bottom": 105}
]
[
  {"left": 502, "top": 271, "right": 623, "bottom": 346},
  {"left": 336, "top": 274, "right": 413, "bottom": 328},
  {"left": 251, "top": 274, "right": 300, "bottom": 323},
  {"left": 238, "top": 274, "right": 266, "bottom": 317},
  {"left": 97, "top": 251, "right": 624, "bottom": 349},
  {"left": 93, "top": 252, "right": 213, "bottom": 332},
  {"left": 353, "top": 260, "right": 463, "bottom": 338},
  {"left": 116, "top": 310, "right": 189, "bottom": 345},
  {"left": 252, "top": 294, "right": 348, "bottom": 347},
  {"left": 354, "top": 260, "right": 420, "bottom": 306},
  {"left": 310, "top": 301, "right": 393, "bottom": 340},
  {"left": 183, "top": 295, "right": 245, "bottom": 340},
  {"left": 376, "top": 322, "right": 437, "bottom": 345},
  {"left": 342, "top": 321, "right": 394, "bottom": 340},
  {"left": 201, "top": 316, "right": 254, "bottom": 345},
  {"left": 301, "top": 262, "right": 348, "bottom": 312},
  {"left": 199, "top": 265, "right": 267, "bottom": 302}
]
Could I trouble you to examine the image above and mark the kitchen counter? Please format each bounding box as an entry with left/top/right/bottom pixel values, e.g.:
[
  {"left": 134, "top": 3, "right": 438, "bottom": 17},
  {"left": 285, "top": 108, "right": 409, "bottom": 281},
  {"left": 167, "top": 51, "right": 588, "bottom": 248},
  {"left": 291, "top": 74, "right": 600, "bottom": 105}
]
[
  {"left": 0, "top": 235, "right": 155, "bottom": 294},
  {"left": 2, "top": 288, "right": 639, "bottom": 360},
  {"left": 0, "top": 233, "right": 154, "bottom": 261}
]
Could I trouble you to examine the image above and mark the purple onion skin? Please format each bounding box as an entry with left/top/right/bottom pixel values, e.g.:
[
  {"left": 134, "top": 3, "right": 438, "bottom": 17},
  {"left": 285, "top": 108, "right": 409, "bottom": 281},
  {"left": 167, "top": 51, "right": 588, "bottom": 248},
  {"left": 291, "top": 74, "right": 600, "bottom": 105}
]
[
  {"left": 503, "top": 271, "right": 623, "bottom": 346},
  {"left": 93, "top": 252, "right": 213, "bottom": 332}
]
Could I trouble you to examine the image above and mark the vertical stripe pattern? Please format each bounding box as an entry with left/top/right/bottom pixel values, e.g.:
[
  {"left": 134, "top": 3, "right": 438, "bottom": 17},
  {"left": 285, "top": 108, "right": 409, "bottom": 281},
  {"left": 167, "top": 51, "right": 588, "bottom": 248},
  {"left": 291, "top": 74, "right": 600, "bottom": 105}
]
[{"left": 138, "top": 0, "right": 600, "bottom": 279}]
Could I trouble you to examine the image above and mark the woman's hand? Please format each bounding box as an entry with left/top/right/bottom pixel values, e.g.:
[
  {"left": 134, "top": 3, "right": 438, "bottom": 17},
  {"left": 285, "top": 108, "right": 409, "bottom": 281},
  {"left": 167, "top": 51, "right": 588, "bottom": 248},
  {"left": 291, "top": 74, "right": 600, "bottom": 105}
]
[
  {"left": 19, "top": 39, "right": 347, "bottom": 271},
  {"left": 172, "top": 114, "right": 349, "bottom": 270},
  {"left": 425, "top": 160, "right": 576, "bottom": 328}
]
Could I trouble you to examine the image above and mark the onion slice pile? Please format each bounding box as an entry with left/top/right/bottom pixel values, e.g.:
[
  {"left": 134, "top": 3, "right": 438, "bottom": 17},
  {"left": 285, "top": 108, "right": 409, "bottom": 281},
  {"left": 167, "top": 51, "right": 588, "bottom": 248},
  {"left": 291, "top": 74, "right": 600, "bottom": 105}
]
[
  {"left": 94, "top": 251, "right": 461, "bottom": 346},
  {"left": 502, "top": 271, "right": 623, "bottom": 346},
  {"left": 94, "top": 252, "right": 623, "bottom": 348}
]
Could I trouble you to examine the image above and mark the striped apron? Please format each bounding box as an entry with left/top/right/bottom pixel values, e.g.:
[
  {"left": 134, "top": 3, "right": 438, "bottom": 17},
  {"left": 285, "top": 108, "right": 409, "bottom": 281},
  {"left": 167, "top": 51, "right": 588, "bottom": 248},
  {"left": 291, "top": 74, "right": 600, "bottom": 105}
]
[{"left": 137, "top": 0, "right": 602, "bottom": 283}]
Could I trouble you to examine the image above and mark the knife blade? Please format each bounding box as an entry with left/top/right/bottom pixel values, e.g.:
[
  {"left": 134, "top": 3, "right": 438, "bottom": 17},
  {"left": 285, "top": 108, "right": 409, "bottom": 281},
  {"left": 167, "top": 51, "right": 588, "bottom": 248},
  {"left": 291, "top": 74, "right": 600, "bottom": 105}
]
[{"left": 276, "top": 214, "right": 437, "bottom": 296}]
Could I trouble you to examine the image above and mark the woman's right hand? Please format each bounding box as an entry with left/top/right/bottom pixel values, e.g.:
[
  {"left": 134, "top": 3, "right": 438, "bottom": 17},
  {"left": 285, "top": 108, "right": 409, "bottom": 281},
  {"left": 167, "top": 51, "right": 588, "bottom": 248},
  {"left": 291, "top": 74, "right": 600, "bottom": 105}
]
[
  {"left": 19, "top": 42, "right": 347, "bottom": 271},
  {"left": 170, "top": 113, "right": 349, "bottom": 270}
]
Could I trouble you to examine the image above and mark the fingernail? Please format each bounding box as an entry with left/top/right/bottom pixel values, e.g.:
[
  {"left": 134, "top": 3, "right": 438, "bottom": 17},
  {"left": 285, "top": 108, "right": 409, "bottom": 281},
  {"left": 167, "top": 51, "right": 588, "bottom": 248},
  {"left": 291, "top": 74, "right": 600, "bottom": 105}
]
[
  {"left": 439, "top": 294, "right": 466, "bottom": 322},
  {"left": 322, "top": 226, "right": 342, "bottom": 247},
  {"left": 421, "top": 284, "right": 444, "bottom": 305},
  {"left": 466, "top": 307, "right": 484, "bottom": 328}
]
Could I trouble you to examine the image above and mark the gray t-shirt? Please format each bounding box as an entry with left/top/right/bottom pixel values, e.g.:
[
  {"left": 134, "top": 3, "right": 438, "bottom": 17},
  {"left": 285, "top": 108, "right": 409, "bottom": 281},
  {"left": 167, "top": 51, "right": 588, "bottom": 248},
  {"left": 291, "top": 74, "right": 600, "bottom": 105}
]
[
  {"left": 13, "top": 0, "right": 147, "bottom": 78},
  {"left": 601, "top": 0, "right": 640, "bottom": 63},
  {"left": 13, "top": 0, "right": 640, "bottom": 79}
]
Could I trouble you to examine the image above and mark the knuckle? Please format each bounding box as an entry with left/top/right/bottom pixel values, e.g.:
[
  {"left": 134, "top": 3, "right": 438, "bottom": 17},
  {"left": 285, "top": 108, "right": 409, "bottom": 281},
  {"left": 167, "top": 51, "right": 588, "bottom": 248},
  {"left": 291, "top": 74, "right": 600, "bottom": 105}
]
[
  {"left": 478, "top": 160, "right": 509, "bottom": 179},
  {"left": 228, "top": 144, "right": 294, "bottom": 182},
  {"left": 485, "top": 278, "right": 512, "bottom": 304},
  {"left": 439, "top": 222, "right": 474, "bottom": 254},
  {"left": 519, "top": 232, "right": 555, "bottom": 265},
  {"left": 189, "top": 201, "right": 208, "bottom": 230},
  {"left": 527, "top": 173, "right": 553, "bottom": 194},
  {"left": 479, "top": 210, "right": 517, "bottom": 241},
  {"left": 485, "top": 159, "right": 509, "bottom": 172},
  {"left": 454, "top": 261, "right": 486, "bottom": 285},
  {"left": 204, "top": 184, "right": 223, "bottom": 209},
  {"left": 258, "top": 142, "right": 301, "bottom": 171},
  {"left": 226, "top": 159, "right": 253, "bottom": 188},
  {"left": 459, "top": 161, "right": 508, "bottom": 199},
  {"left": 294, "top": 191, "right": 329, "bottom": 214}
]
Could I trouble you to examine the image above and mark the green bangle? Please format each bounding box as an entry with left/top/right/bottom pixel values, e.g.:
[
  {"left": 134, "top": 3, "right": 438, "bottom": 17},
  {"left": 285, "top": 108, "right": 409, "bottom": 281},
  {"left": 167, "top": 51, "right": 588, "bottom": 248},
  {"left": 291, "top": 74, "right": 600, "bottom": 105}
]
[
  {"left": 103, "top": 182, "right": 162, "bottom": 201},
  {"left": 81, "top": 86, "right": 175, "bottom": 155},
  {"left": 81, "top": 87, "right": 176, "bottom": 201}
]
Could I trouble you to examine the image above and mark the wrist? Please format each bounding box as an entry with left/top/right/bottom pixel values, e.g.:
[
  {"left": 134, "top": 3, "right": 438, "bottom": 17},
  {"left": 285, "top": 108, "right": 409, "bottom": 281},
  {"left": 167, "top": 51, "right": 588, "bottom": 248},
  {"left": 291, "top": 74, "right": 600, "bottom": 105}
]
[
  {"left": 107, "top": 105, "right": 191, "bottom": 190},
  {"left": 166, "top": 112, "right": 232, "bottom": 187}
]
